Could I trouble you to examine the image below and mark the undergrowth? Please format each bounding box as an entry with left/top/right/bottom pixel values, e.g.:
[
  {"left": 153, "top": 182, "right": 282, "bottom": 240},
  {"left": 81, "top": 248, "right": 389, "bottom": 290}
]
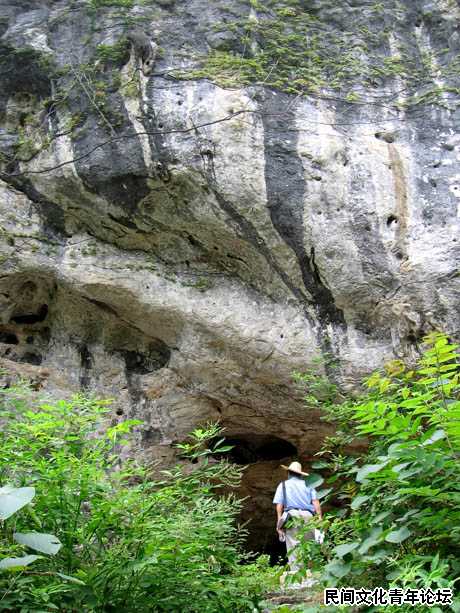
[
  {"left": 0, "top": 388, "right": 277, "bottom": 612},
  {"left": 291, "top": 332, "right": 460, "bottom": 613}
]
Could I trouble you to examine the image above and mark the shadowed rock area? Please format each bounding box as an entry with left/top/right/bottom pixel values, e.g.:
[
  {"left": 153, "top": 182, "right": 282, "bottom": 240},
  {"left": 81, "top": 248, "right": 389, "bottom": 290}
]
[{"left": 0, "top": 0, "right": 459, "bottom": 551}]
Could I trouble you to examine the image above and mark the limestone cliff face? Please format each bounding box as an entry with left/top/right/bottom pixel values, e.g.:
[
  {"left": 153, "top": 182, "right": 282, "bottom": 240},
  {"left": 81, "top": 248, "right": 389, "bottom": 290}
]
[{"left": 0, "top": 0, "right": 459, "bottom": 551}]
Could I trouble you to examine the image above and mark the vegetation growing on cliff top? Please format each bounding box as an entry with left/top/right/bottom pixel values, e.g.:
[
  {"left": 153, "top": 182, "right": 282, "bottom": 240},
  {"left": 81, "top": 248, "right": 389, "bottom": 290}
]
[{"left": 180, "top": 0, "right": 460, "bottom": 109}]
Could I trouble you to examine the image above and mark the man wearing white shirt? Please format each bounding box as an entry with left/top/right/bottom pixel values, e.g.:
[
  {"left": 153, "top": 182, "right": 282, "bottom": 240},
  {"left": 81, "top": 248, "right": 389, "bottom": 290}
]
[{"left": 273, "top": 461, "right": 322, "bottom": 575}]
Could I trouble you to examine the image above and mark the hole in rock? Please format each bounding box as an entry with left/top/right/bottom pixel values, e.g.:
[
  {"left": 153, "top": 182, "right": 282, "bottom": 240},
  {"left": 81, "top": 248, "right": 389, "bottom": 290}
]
[
  {"left": 216, "top": 434, "right": 297, "bottom": 465},
  {"left": 407, "top": 329, "right": 425, "bottom": 344},
  {"left": 80, "top": 345, "right": 93, "bottom": 370},
  {"left": 11, "top": 304, "right": 48, "bottom": 324},
  {"left": 187, "top": 234, "right": 199, "bottom": 247},
  {"left": 386, "top": 215, "right": 398, "bottom": 227},
  {"left": 0, "top": 332, "right": 19, "bottom": 345},
  {"left": 19, "top": 352, "right": 42, "bottom": 365},
  {"left": 123, "top": 341, "right": 170, "bottom": 375},
  {"left": 209, "top": 433, "right": 297, "bottom": 467}
]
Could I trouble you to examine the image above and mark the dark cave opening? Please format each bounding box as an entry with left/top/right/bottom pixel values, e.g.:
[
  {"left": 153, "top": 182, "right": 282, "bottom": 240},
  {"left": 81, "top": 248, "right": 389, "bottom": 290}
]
[
  {"left": 122, "top": 341, "right": 171, "bottom": 375},
  {"left": 19, "top": 352, "right": 42, "bottom": 365},
  {"left": 217, "top": 433, "right": 297, "bottom": 465},
  {"left": 11, "top": 304, "right": 49, "bottom": 324},
  {"left": 0, "top": 331, "right": 19, "bottom": 344},
  {"left": 211, "top": 433, "right": 298, "bottom": 564}
]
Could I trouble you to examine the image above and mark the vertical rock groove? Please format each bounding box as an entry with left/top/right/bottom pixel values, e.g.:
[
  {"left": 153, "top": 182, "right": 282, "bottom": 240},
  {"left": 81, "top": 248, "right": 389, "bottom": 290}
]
[{"left": 261, "top": 92, "right": 345, "bottom": 327}]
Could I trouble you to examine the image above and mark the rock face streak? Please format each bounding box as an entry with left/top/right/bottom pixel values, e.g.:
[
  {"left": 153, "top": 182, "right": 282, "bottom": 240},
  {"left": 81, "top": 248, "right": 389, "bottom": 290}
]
[{"left": 0, "top": 0, "right": 459, "bottom": 552}]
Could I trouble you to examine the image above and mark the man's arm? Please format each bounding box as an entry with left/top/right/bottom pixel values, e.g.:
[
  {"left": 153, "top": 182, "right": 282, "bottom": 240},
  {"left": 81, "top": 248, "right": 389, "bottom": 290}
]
[
  {"left": 275, "top": 503, "right": 284, "bottom": 535},
  {"left": 313, "top": 498, "right": 322, "bottom": 519}
]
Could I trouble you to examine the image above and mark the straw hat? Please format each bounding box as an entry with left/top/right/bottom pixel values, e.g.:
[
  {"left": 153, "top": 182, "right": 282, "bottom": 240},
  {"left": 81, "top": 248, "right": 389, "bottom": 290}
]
[{"left": 281, "top": 461, "right": 309, "bottom": 476}]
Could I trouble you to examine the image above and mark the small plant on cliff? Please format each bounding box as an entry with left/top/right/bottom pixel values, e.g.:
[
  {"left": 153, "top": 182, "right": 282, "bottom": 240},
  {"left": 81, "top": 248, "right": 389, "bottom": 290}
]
[
  {"left": 294, "top": 333, "right": 460, "bottom": 611},
  {"left": 89, "top": 0, "right": 134, "bottom": 9},
  {"left": 95, "top": 39, "right": 129, "bottom": 65},
  {"left": 0, "top": 382, "right": 276, "bottom": 611}
]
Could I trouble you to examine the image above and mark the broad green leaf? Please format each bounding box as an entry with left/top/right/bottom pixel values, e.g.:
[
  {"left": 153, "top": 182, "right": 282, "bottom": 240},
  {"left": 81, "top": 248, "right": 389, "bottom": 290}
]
[
  {"left": 333, "top": 542, "right": 359, "bottom": 558},
  {"left": 56, "top": 572, "right": 86, "bottom": 585},
  {"left": 398, "top": 486, "right": 440, "bottom": 497},
  {"left": 130, "top": 555, "right": 159, "bottom": 570},
  {"left": 311, "top": 461, "right": 329, "bottom": 469},
  {"left": 14, "top": 532, "right": 62, "bottom": 555},
  {"left": 0, "top": 555, "right": 41, "bottom": 570},
  {"left": 350, "top": 494, "right": 370, "bottom": 509},
  {"left": 430, "top": 553, "right": 440, "bottom": 571},
  {"left": 385, "top": 526, "right": 411, "bottom": 543},
  {"left": 213, "top": 446, "right": 233, "bottom": 453},
  {"left": 315, "top": 487, "right": 333, "bottom": 500},
  {"left": 370, "top": 510, "right": 391, "bottom": 524},
  {"left": 325, "top": 559, "right": 351, "bottom": 578},
  {"left": 356, "top": 463, "right": 387, "bottom": 482},
  {"left": 392, "top": 462, "right": 410, "bottom": 473},
  {"left": 363, "top": 548, "right": 390, "bottom": 562},
  {"left": 0, "top": 487, "right": 35, "bottom": 520},
  {"left": 304, "top": 474, "right": 324, "bottom": 488},
  {"left": 358, "top": 527, "right": 383, "bottom": 554},
  {"left": 422, "top": 429, "right": 446, "bottom": 446},
  {"left": 386, "top": 569, "right": 402, "bottom": 581},
  {"left": 396, "top": 466, "right": 423, "bottom": 480},
  {"left": 396, "top": 509, "right": 421, "bottom": 523},
  {"left": 387, "top": 442, "right": 405, "bottom": 457}
]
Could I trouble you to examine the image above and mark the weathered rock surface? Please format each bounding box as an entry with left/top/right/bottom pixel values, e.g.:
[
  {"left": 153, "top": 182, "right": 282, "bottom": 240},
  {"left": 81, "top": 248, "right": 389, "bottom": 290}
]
[{"left": 0, "top": 0, "right": 459, "bottom": 552}]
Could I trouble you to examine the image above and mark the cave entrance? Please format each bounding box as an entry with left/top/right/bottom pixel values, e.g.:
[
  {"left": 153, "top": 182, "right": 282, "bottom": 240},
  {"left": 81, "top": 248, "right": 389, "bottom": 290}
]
[
  {"left": 215, "top": 433, "right": 298, "bottom": 564},
  {"left": 219, "top": 433, "right": 297, "bottom": 465}
]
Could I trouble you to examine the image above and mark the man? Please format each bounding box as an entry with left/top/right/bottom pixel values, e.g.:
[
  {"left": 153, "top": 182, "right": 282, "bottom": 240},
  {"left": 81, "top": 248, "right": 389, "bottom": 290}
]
[{"left": 273, "top": 461, "right": 322, "bottom": 576}]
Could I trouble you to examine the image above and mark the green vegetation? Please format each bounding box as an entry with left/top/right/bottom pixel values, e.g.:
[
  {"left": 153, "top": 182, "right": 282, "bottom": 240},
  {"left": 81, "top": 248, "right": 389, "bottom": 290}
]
[
  {"left": 89, "top": 0, "right": 134, "bottom": 9},
  {"left": 0, "top": 486, "right": 62, "bottom": 572},
  {"left": 179, "top": 0, "right": 460, "bottom": 108},
  {"left": 0, "top": 388, "right": 276, "bottom": 611},
  {"left": 1, "top": 328, "right": 459, "bottom": 612},
  {"left": 187, "top": 277, "right": 215, "bottom": 292},
  {"left": 95, "top": 40, "right": 129, "bottom": 65},
  {"left": 291, "top": 332, "right": 460, "bottom": 612}
]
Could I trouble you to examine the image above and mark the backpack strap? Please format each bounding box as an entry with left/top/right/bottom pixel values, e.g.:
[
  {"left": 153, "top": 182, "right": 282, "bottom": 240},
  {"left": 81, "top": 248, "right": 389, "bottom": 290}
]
[{"left": 282, "top": 480, "right": 287, "bottom": 508}]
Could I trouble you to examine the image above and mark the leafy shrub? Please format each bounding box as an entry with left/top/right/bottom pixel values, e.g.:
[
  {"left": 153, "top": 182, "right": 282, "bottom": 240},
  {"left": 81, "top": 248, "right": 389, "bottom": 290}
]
[
  {"left": 0, "top": 486, "right": 63, "bottom": 573},
  {"left": 0, "top": 384, "right": 276, "bottom": 611},
  {"left": 295, "top": 333, "right": 460, "bottom": 611}
]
